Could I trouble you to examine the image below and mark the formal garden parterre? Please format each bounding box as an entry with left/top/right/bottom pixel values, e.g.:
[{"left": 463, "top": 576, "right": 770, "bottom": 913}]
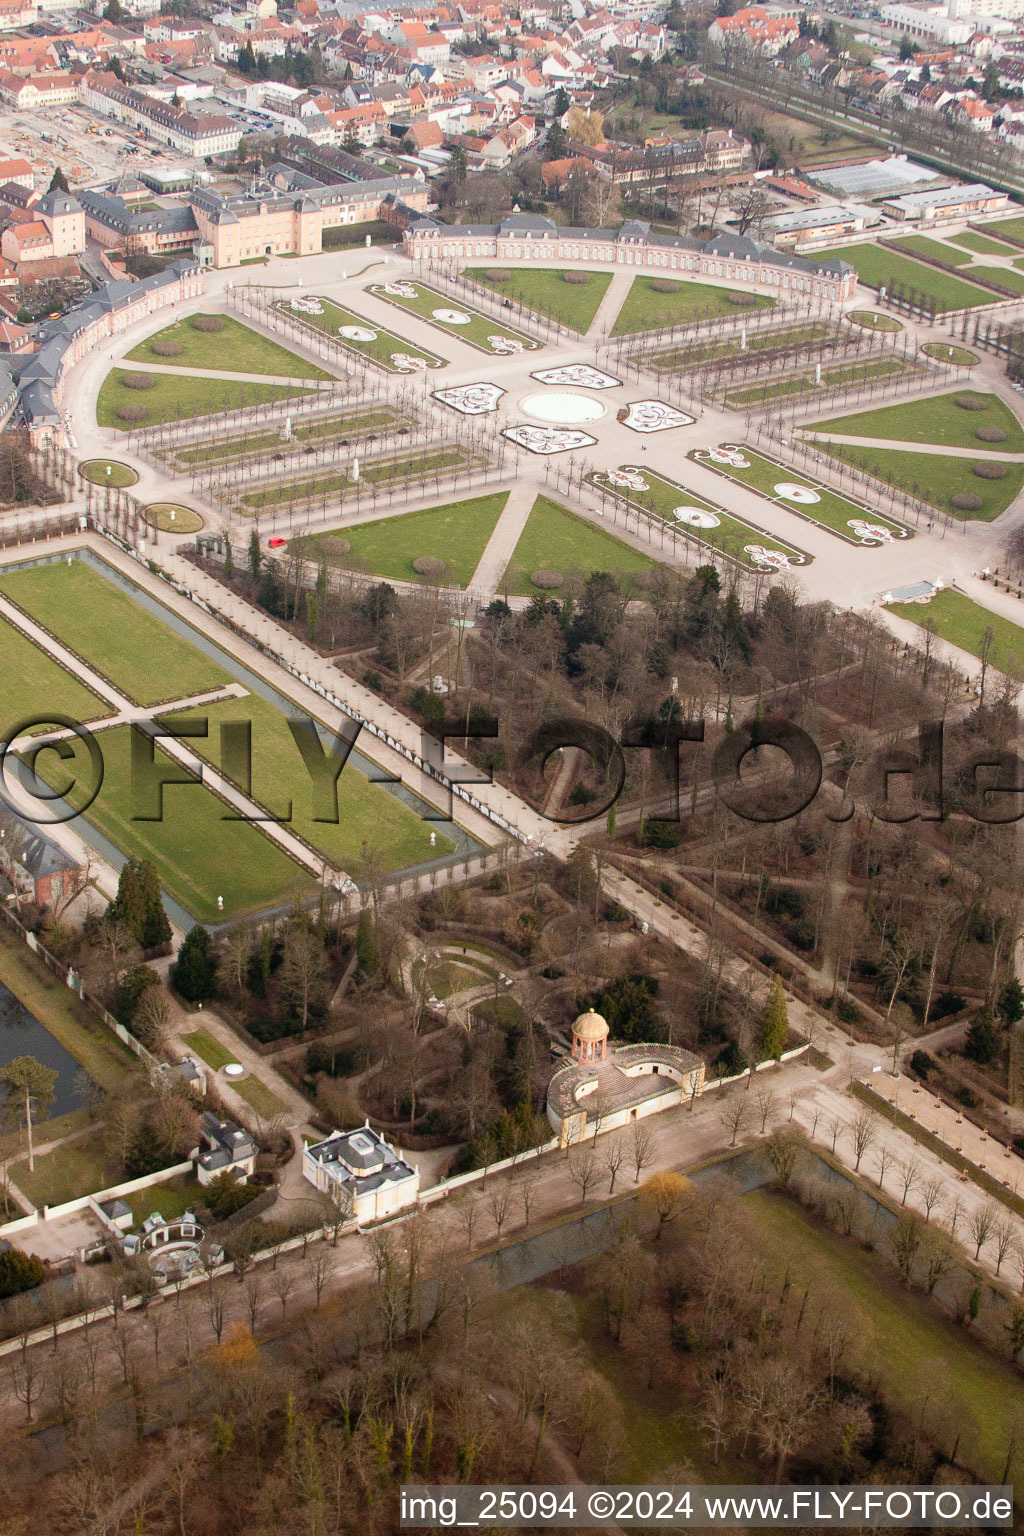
[
  {"left": 275, "top": 295, "right": 445, "bottom": 373},
  {"left": 367, "top": 278, "right": 540, "bottom": 356},
  {"left": 689, "top": 444, "right": 911, "bottom": 546},
  {"left": 590, "top": 466, "right": 810, "bottom": 573}
]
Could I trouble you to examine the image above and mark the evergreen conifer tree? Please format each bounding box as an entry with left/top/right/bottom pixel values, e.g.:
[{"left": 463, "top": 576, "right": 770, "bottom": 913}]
[
  {"left": 140, "top": 860, "right": 171, "bottom": 949},
  {"left": 757, "top": 973, "right": 789, "bottom": 1062},
  {"left": 108, "top": 858, "right": 146, "bottom": 942},
  {"left": 172, "top": 925, "right": 217, "bottom": 1002}
]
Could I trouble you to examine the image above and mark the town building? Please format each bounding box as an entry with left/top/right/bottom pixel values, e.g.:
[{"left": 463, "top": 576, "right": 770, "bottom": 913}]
[{"left": 303, "top": 1124, "right": 420, "bottom": 1223}]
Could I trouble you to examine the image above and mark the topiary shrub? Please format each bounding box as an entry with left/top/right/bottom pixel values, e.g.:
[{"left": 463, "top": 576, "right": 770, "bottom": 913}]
[
  {"left": 412, "top": 555, "right": 447, "bottom": 579},
  {"left": 117, "top": 404, "right": 149, "bottom": 422},
  {"left": 563, "top": 270, "right": 590, "bottom": 284},
  {"left": 485, "top": 268, "right": 511, "bottom": 281},
  {"left": 973, "top": 461, "right": 1007, "bottom": 479},
  {"left": 955, "top": 395, "right": 987, "bottom": 411},
  {"left": 975, "top": 425, "right": 1007, "bottom": 442},
  {"left": 151, "top": 338, "right": 183, "bottom": 357},
  {"left": 952, "top": 492, "right": 983, "bottom": 511},
  {"left": 192, "top": 314, "right": 224, "bottom": 332},
  {"left": 123, "top": 371, "right": 155, "bottom": 390},
  {"left": 531, "top": 569, "right": 563, "bottom": 589},
  {"left": 650, "top": 279, "right": 678, "bottom": 294},
  {"left": 726, "top": 291, "right": 757, "bottom": 306}
]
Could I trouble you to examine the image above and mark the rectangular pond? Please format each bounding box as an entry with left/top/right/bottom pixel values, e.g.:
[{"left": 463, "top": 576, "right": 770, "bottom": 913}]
[{"left": 0, "top": 978, "right": 90, "bottom": 1117}]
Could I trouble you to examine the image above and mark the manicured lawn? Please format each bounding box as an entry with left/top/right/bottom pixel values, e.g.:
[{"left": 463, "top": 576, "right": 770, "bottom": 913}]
[
  {"left": 13, "top": 1131, "right": 122, "bottom": 1207},
  {"left": 826, "top": 244, "right": 1001, "bottom": 310},
  {"left": 237, "top": 446, "right": 473, "bottom": 514},
  {"left": 236, "top": 1074, "right": 289, "bottom": 1120},
  {"left": 820, "top": 442, "right": 1024, "bottom": 521},
  {"left": 464, "top": 266, "right": 613, "bottom": 333},
  {"left": 970, "top": 264, "right": 1024, "bottom": 296},
  {"left": 144, "top": 503, "right": 203, "bottom": 533},
  {"left": 810, "top": 390, "right": 1024, "bottom": 451},
  {"left": 0, "top": 559, "right": 230, "bottom": 705},
  {"left": 723, "top": 354, "right": 911, "bottom": 408},
  {"left": 164, "top": 691, "right": 452, "bottom": 873},
  {"left": 499, "top": 495, "right": 655, "bottom": 597},
  {"left": 947, "top": 230, "right": 1018, "bottom": 257},
  {"left": 368, "top": 279, "right": 539, "bottom": 356},
  {"left": 591, "top": 466, "right": 809, "bottom": 571},
  {"left": 886, "top": 585, "right": 1024, "bottom": 675},
  {"left": 32, "top": 723, "right": 315, "bottom": 922},
  {"left": 172, "top": 407, "right": 402, "bottom": 468},
  {"left": 79, "top": 459, "right": 138, "bottom": 488},
  {"left": 611, "top": 275, "right": 774, "bottom": 335},
  {"left": 279, "top": 297, "right": 444, "bottom": 373},
  {"left": 0, "top": 615, "right": 106, "bottom": 738},
  {"left": 922, "top": 342, "right": 978, "bottom": 365},
  {"left": 691, "top": 444, "right": 909, "bottom": 544},
  {"left": 984, "top": 215, "right": 1024, "bottom": 244},
  {"left": 847, "top": 310, "right": 902, "bottom": 331},
  {"left": 890, "top": 235, "right": 971, "bottom": 268},
  {"left": 311, "top": 492, "right": 507, "bottom": 587},
  {"left": 742, "top": 1188, "right": 1024, "bottom": 1482},
  {"left": 651, "top": 321, "right": 834, "bottom": 371},
  {"left": 98, "top": 369, "right": 314, "bottom": 428},
  {"left": 126, "top": 1175, "right": 204, "bottom": 1225},
  {"left": 183, "top": 1026, "right": 236, "bottom": 1071},
  {"left": 126, "top": 313, "right": 332, "bottom": 380}
]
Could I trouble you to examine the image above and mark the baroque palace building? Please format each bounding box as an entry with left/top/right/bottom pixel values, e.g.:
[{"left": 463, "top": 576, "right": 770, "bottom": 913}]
[{"left": 405, "top": 213, "right": 858, "bottom": 304}]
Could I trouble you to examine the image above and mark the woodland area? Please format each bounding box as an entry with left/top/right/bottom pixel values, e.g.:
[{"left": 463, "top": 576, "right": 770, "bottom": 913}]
[{"left": 3, "top": 1170, "right": 1022, "bottom": 1536}]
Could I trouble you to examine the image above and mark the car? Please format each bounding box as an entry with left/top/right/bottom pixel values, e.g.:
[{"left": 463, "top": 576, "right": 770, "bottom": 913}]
[{"left": 267, "top": 536, "right": 286, "bottom": 548}]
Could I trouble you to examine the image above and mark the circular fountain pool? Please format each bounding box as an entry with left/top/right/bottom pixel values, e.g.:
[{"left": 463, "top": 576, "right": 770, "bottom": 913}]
[{"left": 519, "top": 391, "right": 606, "bottom": 425}]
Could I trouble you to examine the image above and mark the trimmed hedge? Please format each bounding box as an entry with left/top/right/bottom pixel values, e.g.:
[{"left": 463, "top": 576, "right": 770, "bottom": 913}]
[
  {"left": 413, "top": 556, "right": 447, "bottom": 578},
  {"left": 726, "top": 291, "right": 758, "bottom": 307},
  {"left": 151, "top": 338, "right": 183, "bottom": 357},
  {"left": 531, "top": 569, "right": 563, "bottom": 589},
  {"left": 952, "top": 492, "right": 983, "bottom": 511},
  {"left": 973, "top": 461, "right": 1007, "bottom": 480},
  {"left": 192, "top": 314, "right": 224, "bottom": 333},
  {"left": 955, "top": 395, "right": 987, "bottom": 411},
  {"left": 650, "top": 279, "right": 678, "bottom": 294},
  {"left": 563, "top": 271, "right": 590, "bottom": 285},
  {"left": 485, "top": 269, "right": 511, "bottom": 282},
  {"left": 117, "top": 404, "right": 149, "bottom": 422},
  {"left": 975, "top": 426, "right": 1007, "bottom": 442},
  {"left": 123, "top": 372, "right": 156, "bottom": 391}
]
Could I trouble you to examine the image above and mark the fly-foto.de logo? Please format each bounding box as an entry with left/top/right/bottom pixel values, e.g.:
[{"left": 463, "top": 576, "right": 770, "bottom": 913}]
[{"left": 0, "top": 711, "right": 1019, "bottom": 828}]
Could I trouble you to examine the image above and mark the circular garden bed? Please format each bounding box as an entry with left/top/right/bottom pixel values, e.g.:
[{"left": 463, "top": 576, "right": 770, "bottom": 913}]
[
  {"left": 847, "top": 311, "right": 902, "bottom": 333},
  {"left": 79, "top": 459, "right": 138, "bottom": 488},
  {"left": 922, "top": 342, "right": 978, "bottom": 366},
  {"left": 143, "top": 502, "right": 204, "bottom": 533}
]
